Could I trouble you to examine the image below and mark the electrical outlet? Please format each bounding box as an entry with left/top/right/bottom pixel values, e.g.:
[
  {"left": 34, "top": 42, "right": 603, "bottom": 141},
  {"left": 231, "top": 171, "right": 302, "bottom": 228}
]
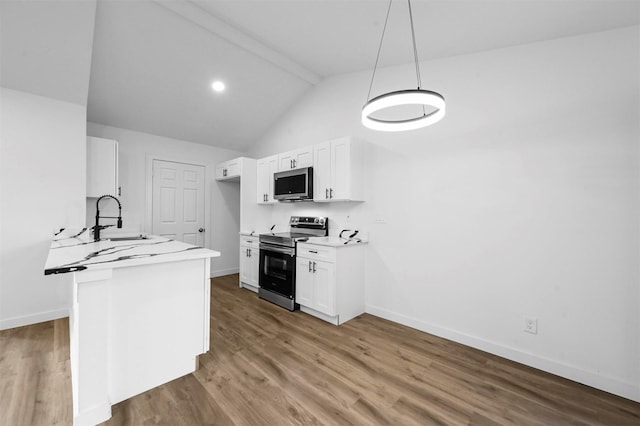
[{"left": 524, "top": 316, "right": 538, "bottom": 334}]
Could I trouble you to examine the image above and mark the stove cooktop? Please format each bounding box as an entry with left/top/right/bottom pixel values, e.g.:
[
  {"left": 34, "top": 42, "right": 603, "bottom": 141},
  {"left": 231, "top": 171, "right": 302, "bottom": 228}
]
[{"left": 259, "top": 216, "right": 329, "bottom": 247}]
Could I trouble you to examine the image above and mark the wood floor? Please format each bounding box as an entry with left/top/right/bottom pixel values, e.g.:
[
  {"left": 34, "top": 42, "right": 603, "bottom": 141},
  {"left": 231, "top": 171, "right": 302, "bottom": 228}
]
[{"left": 1, "top": 274, "right": 639, "bottom": 425}]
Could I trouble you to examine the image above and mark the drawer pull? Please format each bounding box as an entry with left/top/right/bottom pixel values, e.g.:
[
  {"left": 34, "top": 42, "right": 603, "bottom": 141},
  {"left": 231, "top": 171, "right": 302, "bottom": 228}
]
[{"left": 309, "top": 250, "right": 318, "bottom": 254}]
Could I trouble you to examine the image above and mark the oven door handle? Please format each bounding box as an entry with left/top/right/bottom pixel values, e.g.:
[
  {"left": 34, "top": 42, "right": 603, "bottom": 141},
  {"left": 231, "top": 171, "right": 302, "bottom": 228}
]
[{"left": 259, "top": 245, "right": 295, "bottom": 256}]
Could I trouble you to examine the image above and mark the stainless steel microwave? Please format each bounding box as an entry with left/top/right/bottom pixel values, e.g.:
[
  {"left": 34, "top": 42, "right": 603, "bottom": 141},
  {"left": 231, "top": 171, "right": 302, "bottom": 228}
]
[{"left": 273, "top": 167, "right": 313, "bottom": 201}]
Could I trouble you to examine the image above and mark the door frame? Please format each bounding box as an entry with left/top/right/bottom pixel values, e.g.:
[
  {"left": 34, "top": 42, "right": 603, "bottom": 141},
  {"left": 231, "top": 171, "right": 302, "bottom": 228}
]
[{"left": 145, "top": 154, "right": 211, "bottom": 248}]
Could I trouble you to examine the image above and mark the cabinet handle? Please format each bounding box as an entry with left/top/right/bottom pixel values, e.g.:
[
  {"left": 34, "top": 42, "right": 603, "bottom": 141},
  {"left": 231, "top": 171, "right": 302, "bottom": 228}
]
[
  {"left": 330, "top": 188, "right": 334, "bottom": 199},
  {"left": 245, "top": 248, "right": 249, "bottom": 257},
  {"left": 293, "top": 159, "right": 297, "bottom": 168},
  {"left": 249, "top": 248, "right": 252, "bottom": 257},
  {"left": 312, "top": 261, "right": 316, "bottom": 273},
  {"left": 223, "top": 168, "right": 227, "bottom": 177},
  {"left": 309, "top": 250, "right": 318, "bottom": 254},
  {"left": 308, "top": 260, "right": 312, "bottom": 272},
  {"left": 118, "top": 186, "right": 121, "bottom": 197},
  {"left": 325, "top": 188, "right": 328, "bottom": 199}
]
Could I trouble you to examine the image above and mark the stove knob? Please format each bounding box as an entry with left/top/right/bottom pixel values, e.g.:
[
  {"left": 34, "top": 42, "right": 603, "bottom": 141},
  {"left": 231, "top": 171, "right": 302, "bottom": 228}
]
[
  {"left": 319, "top": 218, "right": 325, "bottom": 224},
  {"left": 314, "top": 218, "right": 319, "bottom": 223}
]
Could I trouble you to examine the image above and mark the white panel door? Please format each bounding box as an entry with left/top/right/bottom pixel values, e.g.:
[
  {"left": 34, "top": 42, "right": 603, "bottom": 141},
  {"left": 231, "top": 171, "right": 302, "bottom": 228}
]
[{"left": 152, "top": 160, "right": 205, "bottom": 246}]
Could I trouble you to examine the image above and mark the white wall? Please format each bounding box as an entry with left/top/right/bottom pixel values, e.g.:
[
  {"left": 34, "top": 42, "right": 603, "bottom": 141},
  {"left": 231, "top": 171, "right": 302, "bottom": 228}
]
[
  {"left": 86, "top": 123, "right": 243, "bottom": 277},
  {"left": 0, "top": 88, "right": 87, "bottom": 329},
  {"left": 247, "top": 27, "right": 640, "bottom": 401}
]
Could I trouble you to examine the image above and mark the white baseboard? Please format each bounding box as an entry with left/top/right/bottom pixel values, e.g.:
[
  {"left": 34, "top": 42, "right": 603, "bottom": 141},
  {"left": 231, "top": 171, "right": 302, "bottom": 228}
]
[
  {"left": 210, "top": 267, "right": 239, "bottom": 278},
  {"left": 365, "top": 304, "right": 640, "bottom": 403},
  {"left": 0, "top": 307, "right": 69, "bottom": 331}
]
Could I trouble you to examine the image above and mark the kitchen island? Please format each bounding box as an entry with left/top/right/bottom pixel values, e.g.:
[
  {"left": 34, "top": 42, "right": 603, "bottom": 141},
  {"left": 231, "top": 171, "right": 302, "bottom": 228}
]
[{"left": 44, "top": 229, "right": 220, "bottom": 426}]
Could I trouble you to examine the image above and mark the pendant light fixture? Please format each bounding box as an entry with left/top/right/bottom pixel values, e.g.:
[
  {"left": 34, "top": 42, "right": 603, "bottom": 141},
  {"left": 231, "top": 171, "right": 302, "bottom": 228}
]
[{"left": 362, "top": 0, "right": 445, "bottom": 132}]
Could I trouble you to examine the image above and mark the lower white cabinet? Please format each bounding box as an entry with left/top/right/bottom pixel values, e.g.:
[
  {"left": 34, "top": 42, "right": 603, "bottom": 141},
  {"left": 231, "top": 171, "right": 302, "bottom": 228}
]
[
  {"left": 239, "top": 235, "right": 259, "bottom": 291},
  {"left": 295, "top": 242, "right": 365, "bottom": 325}
]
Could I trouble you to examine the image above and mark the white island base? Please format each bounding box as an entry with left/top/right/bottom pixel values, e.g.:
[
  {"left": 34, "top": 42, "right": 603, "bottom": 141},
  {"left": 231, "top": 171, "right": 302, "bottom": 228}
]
[{"left": 69, "top": 258, "right": 212, "bottom": 426}]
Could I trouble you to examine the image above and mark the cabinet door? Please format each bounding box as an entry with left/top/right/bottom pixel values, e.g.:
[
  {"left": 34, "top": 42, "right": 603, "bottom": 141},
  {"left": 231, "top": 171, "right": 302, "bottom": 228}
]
[
  {"left": 313, "top": 260, "right": 336, "bottom": 316},
  {"left": 294, "top": 147, "right": 313, "bottom": 169},
  {"left": 87, "top": 136, "right": 118, "bottom": 197},
  {"left": 248, "top": 247, "right": 260, "bottom": 287},
  {"left": 279, "top": 147, "right": 313, "bottom": 170},
  {"left": 278, "top": 152, "right": 295, "bottom": 170},
  {"left": 215, "top": 159, "right": 241, "bottom": 181},
  {"left": 239, "top": 246, "right": 251, "bottom": 284},
  {"left": 330, "top": 138, "right": 350, "bottom": 200},
  {"left": 313, "top": 142, "right": 331, "bottom": 202},
  {"left": 295, "top": 257, "right": 314, "bottom": 307},
  {"left": 257, "top": 155, "right": 278, "bottom": 204}
]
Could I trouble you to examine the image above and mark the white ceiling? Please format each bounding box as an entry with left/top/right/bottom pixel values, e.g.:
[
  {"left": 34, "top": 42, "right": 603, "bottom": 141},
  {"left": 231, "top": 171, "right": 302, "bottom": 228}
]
[
  {"left": 3, "top": 1, "right": 638, "bottom": 152},
  {"left": 0, "top": 0, "right": 96, "bottom": 105}
]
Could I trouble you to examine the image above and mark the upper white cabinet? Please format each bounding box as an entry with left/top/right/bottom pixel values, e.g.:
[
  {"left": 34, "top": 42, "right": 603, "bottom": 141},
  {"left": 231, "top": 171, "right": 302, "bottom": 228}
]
[
  {"left": 313, "top": 137, "right": 364, "bottom": 202},
  {"left": 215, "top": 158, "right": 241, "bottom": 181},
  {"left": 278, "top": 146, "right": 313, "bottom": 171},
  {"left": 256, "top": 155, "right": 278, "bottom": 204},
  {"left": 87, "top": 136, "right": 118, "bottom": 198}
]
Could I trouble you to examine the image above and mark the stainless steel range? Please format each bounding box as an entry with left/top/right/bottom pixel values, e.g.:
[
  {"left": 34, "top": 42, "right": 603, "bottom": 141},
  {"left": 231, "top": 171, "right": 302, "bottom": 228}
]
[{"left": 258, "top": 216, "right": 328, "bottom": 311}]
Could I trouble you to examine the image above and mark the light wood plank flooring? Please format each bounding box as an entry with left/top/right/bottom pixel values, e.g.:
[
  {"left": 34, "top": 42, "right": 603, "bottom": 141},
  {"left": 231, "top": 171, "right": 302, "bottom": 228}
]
[{"left": 1, "top": 274, "right": 639, "bottom": 425}]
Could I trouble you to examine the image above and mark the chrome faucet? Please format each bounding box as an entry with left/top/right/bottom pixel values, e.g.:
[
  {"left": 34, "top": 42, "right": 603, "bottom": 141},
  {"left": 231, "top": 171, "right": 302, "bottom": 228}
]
[{"left": 94, "top": 194, "right": 122, "bottom": 241}]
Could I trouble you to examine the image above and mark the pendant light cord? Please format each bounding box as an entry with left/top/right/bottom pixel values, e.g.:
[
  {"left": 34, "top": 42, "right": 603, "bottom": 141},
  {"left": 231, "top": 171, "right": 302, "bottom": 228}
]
[
  {"left": 407, "top": 0, "right": 422, "bottom": 90},
  {"left": 366, "top": 0, "right": 393, "bottom": 103},
  {"left": 407, "top": 0, "right": 427, "bottom": 116}
]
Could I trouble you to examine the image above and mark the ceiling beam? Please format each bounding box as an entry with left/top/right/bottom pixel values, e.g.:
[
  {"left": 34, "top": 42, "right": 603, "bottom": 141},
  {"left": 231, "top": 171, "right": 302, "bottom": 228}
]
[{"left": 153, "top": 0, "right": 321, "bottom": 86}]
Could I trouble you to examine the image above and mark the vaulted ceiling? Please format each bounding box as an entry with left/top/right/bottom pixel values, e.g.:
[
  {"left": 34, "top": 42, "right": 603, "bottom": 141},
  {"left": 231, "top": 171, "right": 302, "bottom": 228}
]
[{"left": 2, "top": 1, "right": 639, "bottom": 152}]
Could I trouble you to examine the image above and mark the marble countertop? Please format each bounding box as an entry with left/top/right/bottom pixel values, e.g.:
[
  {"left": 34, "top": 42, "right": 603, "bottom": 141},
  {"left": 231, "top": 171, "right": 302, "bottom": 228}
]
[{"left": 44, "top": 228, "right": 220, "bottom": 275}]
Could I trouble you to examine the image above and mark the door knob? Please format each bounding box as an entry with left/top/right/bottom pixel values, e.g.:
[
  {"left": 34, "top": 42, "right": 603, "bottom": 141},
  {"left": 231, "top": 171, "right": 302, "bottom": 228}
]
[{"left": 198, "top": 228, "right": 205, "bottom": 232}]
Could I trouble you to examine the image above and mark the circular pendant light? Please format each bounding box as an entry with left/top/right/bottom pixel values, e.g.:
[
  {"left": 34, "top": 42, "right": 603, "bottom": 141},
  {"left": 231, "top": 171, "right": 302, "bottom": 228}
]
[
  {"left": 363, "top": 0, "right": 446, "bottom": 132},
  {"left": 362, "top": 89, "right": 445, "bottom": 132}
]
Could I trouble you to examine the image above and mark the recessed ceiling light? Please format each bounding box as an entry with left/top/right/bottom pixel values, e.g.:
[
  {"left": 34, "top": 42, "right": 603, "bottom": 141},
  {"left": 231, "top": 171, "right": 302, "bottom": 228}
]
[{"left": 211, "top": 81, "right": 225, "bottom": 92}]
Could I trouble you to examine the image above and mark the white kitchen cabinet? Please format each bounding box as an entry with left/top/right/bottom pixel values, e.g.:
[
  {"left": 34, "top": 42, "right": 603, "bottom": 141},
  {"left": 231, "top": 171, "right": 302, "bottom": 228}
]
[
  {"left": 278, "top": 146, "right": 313, "bottom": 171},
  {"left": 296, "top": 257, "right": 336, "bottom": 316},
  {"left": 313, "top": 137, "right": 364, "bottom": 202},
  {"left": 87, "top": 136, "right": 119, "bottom": 198},
  {"left": 239, "top": 235, "right": 259, "bottom": 291},
  {"left": 296, "top": 242, "right": 365, "bottom": 325},
  {"left": 256, "top": 155, "right": 278, "bottom": 204},
  {"left": 215, "top": 158, "right": 242, "bottom": 181}
]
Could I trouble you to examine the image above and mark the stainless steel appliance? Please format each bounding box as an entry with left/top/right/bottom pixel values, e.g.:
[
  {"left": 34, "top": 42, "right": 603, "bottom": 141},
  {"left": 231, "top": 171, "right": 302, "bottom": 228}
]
[
  {"left": 259, "top": 216, "right": 328, "bottom": 310},
  {"left": 273, "top": 167, "right": 313, "bottom": 201}
]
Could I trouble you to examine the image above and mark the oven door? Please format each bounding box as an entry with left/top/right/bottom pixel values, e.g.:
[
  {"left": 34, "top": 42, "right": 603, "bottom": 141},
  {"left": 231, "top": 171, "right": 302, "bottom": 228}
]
[{"left": 259, "top": 243, "right": 296, "bottom": 298}]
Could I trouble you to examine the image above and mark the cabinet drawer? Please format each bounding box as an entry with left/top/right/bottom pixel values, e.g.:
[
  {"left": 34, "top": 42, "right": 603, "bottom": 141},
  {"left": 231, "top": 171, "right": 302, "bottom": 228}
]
[
  {"left": 297, "top": 243, "right": 336, "bottom": 263},
  {"left": 240, "top": 235, "right": 259, "bottom": 249}
]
